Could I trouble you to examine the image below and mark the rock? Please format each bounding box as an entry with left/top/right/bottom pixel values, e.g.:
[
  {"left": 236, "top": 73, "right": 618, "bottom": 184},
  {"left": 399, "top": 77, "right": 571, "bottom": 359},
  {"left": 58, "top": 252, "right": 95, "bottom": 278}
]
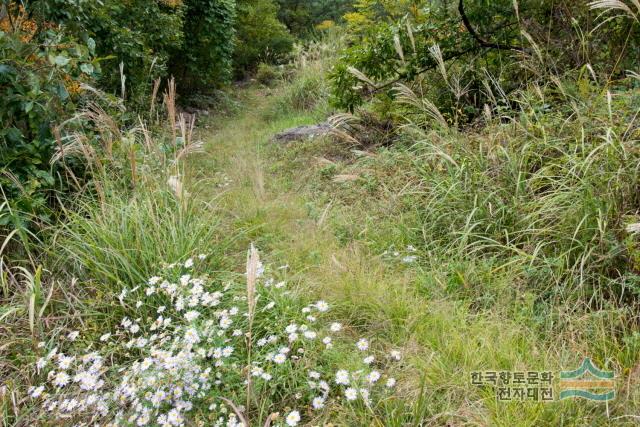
[{"left": 272, "top": 123, "right": 332, "bottom": 143}]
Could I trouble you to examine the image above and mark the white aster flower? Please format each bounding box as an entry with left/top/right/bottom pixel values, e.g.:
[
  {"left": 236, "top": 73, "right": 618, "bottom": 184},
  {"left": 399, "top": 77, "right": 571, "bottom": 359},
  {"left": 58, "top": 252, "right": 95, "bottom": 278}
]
[
  {"left": 219, "top": 317, "right": 232, "bottom": 329},
  {"left": 335, "top": 369, "right": 349, "bottom": 385},
  {"left": 285, "top": 410, "right": 300, "bottom": 426},
  {"left": 386, "top": 378, "right": 396, "bottom": 388},
  {"left": 367, "top": 370, "right": 381, "bottom": 383},
  {"left": 312, "top": 396, "right": 325, "bottom": 409},
  {"left": 29, "top": 385, "right": 45, "bottom": 398},
  {"left": 184, "top": 310, "right": 200, "bottom": 321},
  {"left": 53, "top": 371, "right": 70, "bottom": 388},
  {"left": 285, "top": 324, "right": 298, "bottom": 334},
  {"left": 184, "top": 328, "right": 200, "bottom": 345},
  {"left": 330, "top": 322, "right": 342, "bottom": 332},
  {"left": 315, "top": 300, "right": 329, "bottom": 312},
  {"left": 344, "top": 387, "right": 358, "bottom": 401},
  {"left": 167, "top": 408, "right": 184, "bottom": 426},
  {"left": 356, "top": 338, "right": 369, "bottom": 351},
  {"left": 57, "top": 354, "right": 74, "bottom": 370}
]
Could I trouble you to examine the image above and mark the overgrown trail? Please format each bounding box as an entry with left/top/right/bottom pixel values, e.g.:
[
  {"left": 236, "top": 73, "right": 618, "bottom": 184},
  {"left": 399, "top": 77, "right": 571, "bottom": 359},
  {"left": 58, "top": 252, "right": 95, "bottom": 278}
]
[
  {"left": 186, "top": 86, "right": 636, "bottom": 425},
  {"left": 192, "top": 88, "right": 415, "bottom": 306}
]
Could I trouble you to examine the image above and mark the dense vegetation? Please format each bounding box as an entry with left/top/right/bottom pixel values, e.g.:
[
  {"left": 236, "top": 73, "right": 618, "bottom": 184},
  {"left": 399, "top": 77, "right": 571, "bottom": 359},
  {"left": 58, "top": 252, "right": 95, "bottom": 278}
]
[{"left": 2, "top": 0, "right": 640, "bottom": 426}]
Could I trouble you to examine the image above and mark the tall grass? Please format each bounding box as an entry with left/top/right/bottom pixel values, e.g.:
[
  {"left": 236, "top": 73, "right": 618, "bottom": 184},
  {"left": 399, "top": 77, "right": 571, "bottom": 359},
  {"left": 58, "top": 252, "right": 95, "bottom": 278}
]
[
  {"left": 49, "top": 183, "right": 228, "bottom": 290},
  {"left": 264, "top": 31, "right": 343, "bottom": 120},
  {"left": 407, "top": 81, "right": 640, "bottom": 307}
]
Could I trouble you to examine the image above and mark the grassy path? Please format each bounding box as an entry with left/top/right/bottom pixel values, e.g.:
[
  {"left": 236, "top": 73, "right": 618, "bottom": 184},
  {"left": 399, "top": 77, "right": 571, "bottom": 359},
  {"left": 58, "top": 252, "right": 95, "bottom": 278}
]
[{"left": 187, "top": 86, "right": 635, "bottom": 426}]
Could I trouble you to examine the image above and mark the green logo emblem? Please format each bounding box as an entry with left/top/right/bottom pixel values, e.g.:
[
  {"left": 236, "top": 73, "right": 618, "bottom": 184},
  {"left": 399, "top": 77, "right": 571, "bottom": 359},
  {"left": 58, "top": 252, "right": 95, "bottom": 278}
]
[{"left": 559, "top": 358, "right": 615, "bottom": 401}]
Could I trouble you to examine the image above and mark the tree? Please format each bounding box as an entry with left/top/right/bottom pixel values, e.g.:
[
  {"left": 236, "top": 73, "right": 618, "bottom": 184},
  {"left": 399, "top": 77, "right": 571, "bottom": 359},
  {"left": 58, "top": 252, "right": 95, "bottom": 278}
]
[
  {"left": 169, "top": 0, "right": 236, "bottom": 92},
  {"left": 276, "top": 0, "right": 354, "bottom": 36},
  {"left": 234, "top": 0, "right": 293, "bottom": 75}
]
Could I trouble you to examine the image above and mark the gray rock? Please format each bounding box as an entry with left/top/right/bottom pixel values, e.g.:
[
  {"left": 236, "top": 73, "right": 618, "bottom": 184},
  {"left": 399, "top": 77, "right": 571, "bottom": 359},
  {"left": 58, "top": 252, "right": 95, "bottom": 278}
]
[{"left": 272, "top": 123, "right": 332, "bottom": 143}]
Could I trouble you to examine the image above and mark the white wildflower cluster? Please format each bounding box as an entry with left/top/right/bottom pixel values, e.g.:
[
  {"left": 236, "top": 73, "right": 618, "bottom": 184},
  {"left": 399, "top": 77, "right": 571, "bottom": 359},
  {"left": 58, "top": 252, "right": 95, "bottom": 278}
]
[
  {"left": 30, "top": 250, "right": 402, "bottom": 426},
  {"left": 382, "top": 244, "right": 419, "bottom": 264},
  {"left": 245, "top": 296, "right": 401, "bottom": 426},
  {"left": 31, "top": 256, "right": 242, "bottom": 426}
]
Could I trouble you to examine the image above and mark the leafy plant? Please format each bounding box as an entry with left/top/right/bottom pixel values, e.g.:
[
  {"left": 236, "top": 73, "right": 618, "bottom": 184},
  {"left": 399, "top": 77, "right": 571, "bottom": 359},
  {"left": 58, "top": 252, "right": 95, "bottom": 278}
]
[
  {"left": 234, "top": 0, "right": 294, "bottom": 76},
  {"left": 170, "top": 0, "right": 236, "bottom": 92},
  {"left": 0, "top": 6, "right": 98, "bottom": 228}
]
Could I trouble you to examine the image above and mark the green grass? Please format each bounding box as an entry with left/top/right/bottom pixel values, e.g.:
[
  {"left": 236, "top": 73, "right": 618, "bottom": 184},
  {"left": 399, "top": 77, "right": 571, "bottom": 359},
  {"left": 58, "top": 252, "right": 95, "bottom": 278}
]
[
  {"left": 182, "top": 74, "right": 640, "bottom": 424},
  {"left": 3, "top": 55, "right": 640, "bottom": 425}
]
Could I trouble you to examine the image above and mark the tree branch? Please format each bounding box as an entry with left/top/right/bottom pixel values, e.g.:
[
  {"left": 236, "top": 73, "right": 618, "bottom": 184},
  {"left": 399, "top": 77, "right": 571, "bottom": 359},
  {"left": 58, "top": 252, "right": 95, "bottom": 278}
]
[
  {"left": 458, "top": 0, "right": 524, "bottom": 52},
  {"left": 369, "top": 46, "right": 478, "bottom": 94}
]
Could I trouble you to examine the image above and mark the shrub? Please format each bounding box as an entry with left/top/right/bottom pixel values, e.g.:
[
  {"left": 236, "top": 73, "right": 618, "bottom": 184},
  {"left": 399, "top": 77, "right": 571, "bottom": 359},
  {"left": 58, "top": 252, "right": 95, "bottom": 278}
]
[
  {"left": 233, "top": 0, "right": 293, "bottom": 76},
  {"left": 255, "top": 62, "right": 281, "bottom": 86},
  {"left": 329, "top": 0, "right": 640, "bottom": 113},
  {"left": 170, "top": 0, "right": 236, "bottom": 92},
  {"left": 32, "top": 0, "right": 186, "bottom": 105},
  {"left": 0, "top": 6, "right": 98, "bottom": 228},
  {"left": 276, "top": 0, "right": 354, "bottom": 36}
]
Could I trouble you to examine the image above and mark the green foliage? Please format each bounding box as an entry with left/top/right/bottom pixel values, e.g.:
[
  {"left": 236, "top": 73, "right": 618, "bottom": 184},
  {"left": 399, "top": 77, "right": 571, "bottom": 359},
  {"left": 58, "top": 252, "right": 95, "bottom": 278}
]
[
  {"left": 0, "top": 13, "right": 97, "bottom": 227},
  {"left": 276, "top": 0, "right": 354, "bottom": 36},
  {"left": 330, "top": 0, "right": 640, "bottom": 112},
  {"left": 31, "top": 0, "right": 185, "bottom": 104},
  {"left": 170, "top": 0, "right": 236, "bottom": 92},
  {"left": 52, "top": 184, "right": 226, "bottom": 289},
  {"left": 33, "top": 0, "right": 239, "bottom": 95},
  {"left": 234, "top": 0, "right": 293, "bottom": 75},
  {"left": 264, "top": 35, "right": 341, "bottom": 119},
  {"left": 255, "top": 62, "right": 282, "bottom": 85}
]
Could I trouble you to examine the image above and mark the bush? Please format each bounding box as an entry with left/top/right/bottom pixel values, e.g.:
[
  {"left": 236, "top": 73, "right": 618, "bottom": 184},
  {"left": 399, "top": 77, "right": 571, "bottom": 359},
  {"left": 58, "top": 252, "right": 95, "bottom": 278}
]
[
  {"left": 329, "top": 0, "right": 640, "bottom": 113},
  {"left": 233, "top": 0, "right": 293, "bottom": 76},
  {"left": 32, "top": 0, "right": 185, "bottom": 105},
  {"left": 0, "top": 6, "right": 98, "bottom": 227},
  {"left": 276, "top": 0, "right": 354, "bottom": 36},
  {"left": 255, "top": 62, "right": 281, "bottom": 85},
  {"left": 170, "top": 0, "right": 236, "bottom": 92}
]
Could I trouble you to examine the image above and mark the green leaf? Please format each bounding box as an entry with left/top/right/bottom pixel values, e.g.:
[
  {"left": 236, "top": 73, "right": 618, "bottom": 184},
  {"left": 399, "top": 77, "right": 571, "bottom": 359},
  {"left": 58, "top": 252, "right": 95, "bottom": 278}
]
[
  {"left": 80, "top": 63, "right": 94, "bottom": 74},
  {"left": 54, "top": 55, "right": 71, "bottom": 66},
  {"left": 87, "top": 37, "right": 96, "bottom": 54}
]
